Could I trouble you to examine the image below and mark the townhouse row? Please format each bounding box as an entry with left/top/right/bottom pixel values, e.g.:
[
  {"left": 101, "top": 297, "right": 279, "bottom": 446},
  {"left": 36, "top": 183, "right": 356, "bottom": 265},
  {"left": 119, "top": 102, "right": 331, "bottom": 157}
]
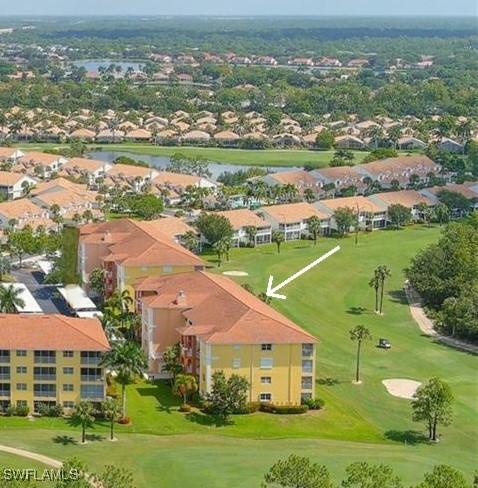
[{"left": 208, "top": 184, "right": 478, "bottom": 246}]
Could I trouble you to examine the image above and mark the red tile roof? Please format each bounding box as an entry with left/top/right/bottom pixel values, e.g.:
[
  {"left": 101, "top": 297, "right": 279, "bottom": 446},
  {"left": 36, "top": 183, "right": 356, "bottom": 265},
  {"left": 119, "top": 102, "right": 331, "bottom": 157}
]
[
  {"left": 0, "top": 314, "right": 109, "bottom": 351},
  {"left": 137, "top": 271, "right": 317, "bottom": 345}
]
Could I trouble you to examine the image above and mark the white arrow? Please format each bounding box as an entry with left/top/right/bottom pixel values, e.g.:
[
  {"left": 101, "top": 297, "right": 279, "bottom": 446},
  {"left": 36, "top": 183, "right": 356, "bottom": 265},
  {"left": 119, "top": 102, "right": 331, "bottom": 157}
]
[{"left": 266, "top": 245, "right": 341, "bottom": 300}]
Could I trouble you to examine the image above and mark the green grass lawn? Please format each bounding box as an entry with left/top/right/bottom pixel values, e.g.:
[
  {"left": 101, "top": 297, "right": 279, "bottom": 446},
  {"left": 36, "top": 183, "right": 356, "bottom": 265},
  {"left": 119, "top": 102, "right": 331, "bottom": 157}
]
[
  {"left": 16, "top": 142, "right": 370, "bottom": 168},
  {"left": 58, "top": 226, "right": 80, "bottom": 284},
  {"left": 0, "top": 226, "right": 476, "bottom": 486}
]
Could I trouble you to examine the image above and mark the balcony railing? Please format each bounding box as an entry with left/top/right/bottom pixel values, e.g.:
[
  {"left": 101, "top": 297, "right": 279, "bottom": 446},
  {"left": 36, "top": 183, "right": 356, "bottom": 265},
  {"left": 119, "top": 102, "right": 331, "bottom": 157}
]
[
  {"left": 34, "top": 357, "right": 56, "bottom": 364},
  {"left": 81, "top": 376, "right": 103, "bottom": 383},
  {"left": 0, "top": 374, "right": 10, "bottom": 380},
  {"left": 0, "top": 357, "right": 10, "bottom": 364},
  {"left": 0, "top": 390, "right": 11, "bottom": 398},
  {"left": 34, "top": 391, "right": 56, "bottom": 398},
  {"left": 81, "top": 357, "right": 101, "bottom": 365},
  {"left": 33, "top": 375, "right": 56, "bottom": 381}
]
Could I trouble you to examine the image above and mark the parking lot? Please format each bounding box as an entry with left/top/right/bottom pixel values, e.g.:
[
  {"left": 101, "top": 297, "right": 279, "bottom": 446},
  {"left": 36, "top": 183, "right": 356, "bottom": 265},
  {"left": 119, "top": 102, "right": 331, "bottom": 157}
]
[{"left": 10, "top": 267, "right": 71, "bottom": 315}]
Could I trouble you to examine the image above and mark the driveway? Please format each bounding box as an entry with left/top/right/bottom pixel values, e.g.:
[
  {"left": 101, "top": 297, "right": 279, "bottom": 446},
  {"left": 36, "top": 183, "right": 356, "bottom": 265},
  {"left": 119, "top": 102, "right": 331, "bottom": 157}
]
[{"left": 11, "top": 268, "right": 71, "bottom": 315}]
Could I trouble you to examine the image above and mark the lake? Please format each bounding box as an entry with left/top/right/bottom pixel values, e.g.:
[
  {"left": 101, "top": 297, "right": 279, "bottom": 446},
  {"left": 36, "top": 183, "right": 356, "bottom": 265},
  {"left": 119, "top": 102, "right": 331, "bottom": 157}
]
[
  {"left": 72, "top": 59, "right": 144, "bottom": 73},
  {"left": 88, "top": 151, "right": 299, "bottom": 180}
]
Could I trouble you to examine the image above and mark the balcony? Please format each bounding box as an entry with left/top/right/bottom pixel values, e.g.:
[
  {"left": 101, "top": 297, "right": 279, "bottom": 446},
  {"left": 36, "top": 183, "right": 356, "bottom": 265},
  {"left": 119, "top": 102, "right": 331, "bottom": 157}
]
[
  {"left": 33, "top": 391, "right": 56, "bottom": 398},
  {"left": 81, "top": 375, "right": 103, "bottom": 383},
  {"left": 34, "top": 357, "right": 56, "bottom": 364},
  {"left": 0, "top": 356, "right": 10, "bottom": 364},
  {"left": 33, "top": 375, "right": 56, "bottom": 381},
  {"left": 80, "top": 356, "right": 101, "bottom": 365},
  {"left": 0, "top": 390, "right": 11, "bottom": 398},
  {"left": 0, "top": 374, "right": 10, "bottom": 381}
]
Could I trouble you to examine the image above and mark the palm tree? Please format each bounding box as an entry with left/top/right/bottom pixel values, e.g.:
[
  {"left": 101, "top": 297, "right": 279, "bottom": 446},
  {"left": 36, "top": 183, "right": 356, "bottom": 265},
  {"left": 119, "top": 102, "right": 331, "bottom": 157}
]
[
  {"left": 272, "top": 231, "right": 285, "bottom": 254},
  {"left": 0, "top": 284, "right": 25, "bottom": 313},
  {"left": 0, "top": 255, "right": 12, "bottom": 282},
  {"left": 100, "top": 342, "right": 147, "bottom": 418},
  {"left": 173, "top": 373, "right": 198, "bottom": 406},
  {"left": 245, "top": 226, "right": 257, "bottom": 247},
  {"left": 377, "top": 265, "right": 391, "bottom": 315},
  {"left": 368, "top": 268, "right": 381, "bottom": 313},
  {"left": 303, "top": 188, "right": 315, "bottom": 203},
  {"left": 307, "top": 216, "right": 321, "bottom": 245},
  {"left": 72, "top": 401, "right": 95, "bottom": 444},
  {"left": 433, "top": 203, "right": 450, "bottom": 226},
  {"left": 349, "top": 325, "right": 372, "bottom": 383},
  {"left": 182, "top": 231, "right": 198, "bottom": 252},
  {"left": 102, "top": 397, "right": 121, "bottom": 441},
  {"left": 213, "top": 237, "right": 230, "bottom": 267}
]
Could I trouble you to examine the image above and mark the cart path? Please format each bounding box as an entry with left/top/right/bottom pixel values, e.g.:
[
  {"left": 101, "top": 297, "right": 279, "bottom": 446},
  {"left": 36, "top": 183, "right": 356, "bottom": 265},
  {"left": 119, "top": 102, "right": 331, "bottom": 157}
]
[
  {"left": 404, "top": 284, "right": 478, "bottom": 354},
  {"left": 0, "top": 443, "right": 62, "bottom": 468}
]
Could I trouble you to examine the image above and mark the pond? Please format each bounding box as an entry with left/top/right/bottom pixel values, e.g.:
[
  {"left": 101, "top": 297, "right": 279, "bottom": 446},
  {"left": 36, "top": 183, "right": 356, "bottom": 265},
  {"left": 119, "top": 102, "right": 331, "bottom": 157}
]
[
  {"left": 87, "top": 151, "right": 299, "bottom": 180},
  {"left": 72, "top": 59, "right": 144, "bottom": 73}
]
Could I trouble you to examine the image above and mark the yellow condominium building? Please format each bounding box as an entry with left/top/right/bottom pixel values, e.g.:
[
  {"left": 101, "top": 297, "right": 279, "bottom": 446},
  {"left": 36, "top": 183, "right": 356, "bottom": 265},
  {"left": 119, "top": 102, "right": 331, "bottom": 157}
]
[
  {"left": 78, "top": 218, "right": 205, "bottom": 298},
  {"left": 0, "top": 314, "right": 110, "bottom": 414},
  {"left": 136, "top": 271, "right": 317, "bottom": 406}
]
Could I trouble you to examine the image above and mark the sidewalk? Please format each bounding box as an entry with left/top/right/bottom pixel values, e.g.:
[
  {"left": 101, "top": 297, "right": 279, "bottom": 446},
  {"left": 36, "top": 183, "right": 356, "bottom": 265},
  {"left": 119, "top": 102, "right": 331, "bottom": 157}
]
[{"left": 404, "top": 284, "right": 478, "bottom": 355}]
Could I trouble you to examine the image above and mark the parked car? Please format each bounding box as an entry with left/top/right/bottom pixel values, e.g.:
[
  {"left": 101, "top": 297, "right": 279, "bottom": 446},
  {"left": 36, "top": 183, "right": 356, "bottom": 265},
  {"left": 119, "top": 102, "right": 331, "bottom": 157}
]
[{"left": 378, "top": 338, "right": 391, "bottom": 349}]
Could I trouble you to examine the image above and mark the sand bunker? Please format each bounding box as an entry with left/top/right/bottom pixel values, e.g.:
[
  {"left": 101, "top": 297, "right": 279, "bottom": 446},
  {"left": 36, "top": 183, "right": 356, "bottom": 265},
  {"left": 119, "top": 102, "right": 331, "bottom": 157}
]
[
  {"left": 222, "top": 271, "right": 249, "bottom": 276},
  {"left": 382, "top": 379, "right": 422, "bottom": 399}
]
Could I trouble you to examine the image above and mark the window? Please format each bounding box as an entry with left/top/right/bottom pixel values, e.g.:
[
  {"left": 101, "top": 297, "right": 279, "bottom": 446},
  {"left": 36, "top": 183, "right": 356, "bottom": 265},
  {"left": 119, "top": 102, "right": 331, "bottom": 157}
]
[
  {"left": 63, "top": 367, "right": 74, "bottom": 375},
  {"left": 33, "top": 367, "right": 56, "bottom": 381},
  {"left": 0, "top": 350, "right": 10, "bottom": 363},
  {"left": 261, "top": 344, "right": 272, "bottom": 351},
  {"left": 233, "top": 345, "right": 241, "bottom": 350},
  {"left": 232, "top": 358, "right": 241, "bottom": 369},
  {"left": 16, "top": 400, "right": 27, "bottom": 408},
  {"left": 80, "top": 384, "right": 104, "bottom": 400},
  {"left": 33, "top": 384, "right": 56, "bottom": 398},
  {"left": 301, "top": 377, "right": 313, "bottom": 390},
  {"left": 302, "top": 359, "right": 313, "bottom": 373},
  {"left": 301, "top": 392, "right": 312, "bottom": 402},
  {"left": 63, "top": 401, "right": 75, "bottom": 409},
  {"left": 63, "top": 351, "right": 74, "bottom": 358},
  {"left": 16, "top": 366, "right": 27, "bottom": 374},
  {"left": 16, "top": 350, "right": 27, "bottom": 357},
  {"left": 16, "top": 383, "right": 27, "bottom": 391},
  {"left": 260, "top": 393, "right": 272, "bottom": 402},
  {"left": 260, "top": 358, "right": 273, "bottom": 369},
  {"left": 163, "top": 265, "right": 173, "bottom": 273},
  {"left": 302, "top": 344, "right": 314, "bottom": 357},
  {"left": 63, "top": 384, "right": 74, "bottom": 392},
  {"left": 34, "top": 351, "right": 56, "bottom": 364},
  {"left": 261, "top": 377, "right": 272, "bottom": 384}
]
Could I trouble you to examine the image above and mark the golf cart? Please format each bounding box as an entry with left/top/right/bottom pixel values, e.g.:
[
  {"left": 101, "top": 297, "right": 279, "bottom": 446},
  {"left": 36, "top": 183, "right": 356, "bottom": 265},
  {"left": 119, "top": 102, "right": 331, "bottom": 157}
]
[{"left": 378, "top": 338, "right": 391, "bottom": 349}]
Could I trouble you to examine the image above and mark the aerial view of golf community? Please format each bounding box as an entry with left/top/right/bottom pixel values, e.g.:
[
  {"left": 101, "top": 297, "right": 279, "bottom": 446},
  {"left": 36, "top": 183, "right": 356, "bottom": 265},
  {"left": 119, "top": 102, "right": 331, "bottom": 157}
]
[{"left": 0, "top": 4, "right": 476, "bottom": 488}]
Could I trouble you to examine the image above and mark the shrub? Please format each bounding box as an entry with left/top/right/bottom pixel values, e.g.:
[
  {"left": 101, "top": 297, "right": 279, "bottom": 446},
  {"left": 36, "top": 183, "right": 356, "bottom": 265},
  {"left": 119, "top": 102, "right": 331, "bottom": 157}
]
[
  {"left": 179, "top": 404, "right": 192, "bottom": 413},
  {"left": 118, "top": 416, "right": 131, "bottom": 425},
  {"left": 38, "top": 403, "right": 63, "bottom": 417},
  {"left": 304, "top": 397, "right": 325, "bottom": 410},
  {"left": 234, "top": 402, "right": 261, "bottom": 414},
  {"left": 15, "top": 405, "right": 30, "bottom": 417},
  {"left": 4, "top": 406, "right": 15, "bottom": 416},
  {"left": 260, "top": 404, "right": 309, "bottom": 414}
]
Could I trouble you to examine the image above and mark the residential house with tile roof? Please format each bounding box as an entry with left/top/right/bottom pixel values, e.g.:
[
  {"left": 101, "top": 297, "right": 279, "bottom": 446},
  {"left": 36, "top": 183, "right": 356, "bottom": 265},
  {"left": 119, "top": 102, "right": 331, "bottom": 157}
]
[
  {"left": 0, "top": 314, "right": 109, "bottom": 414},
  {"left": 135, "top": 271, "right": 317, "bottom": 405},
  {"left": 215, "top": 209, "right": 271, "bottom": 246},
  {"left": 259, "top": 202, "right": 330, "bottom": 239},
  {"left": 78, "top": 218, "right": 205, "bottom": 298}
]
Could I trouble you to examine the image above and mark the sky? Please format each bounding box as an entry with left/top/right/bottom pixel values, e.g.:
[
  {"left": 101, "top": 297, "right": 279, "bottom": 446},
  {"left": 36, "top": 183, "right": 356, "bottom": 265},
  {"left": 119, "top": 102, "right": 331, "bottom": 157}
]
[{"left": 0, "top": 0, "right": 476, "bottom": 17}]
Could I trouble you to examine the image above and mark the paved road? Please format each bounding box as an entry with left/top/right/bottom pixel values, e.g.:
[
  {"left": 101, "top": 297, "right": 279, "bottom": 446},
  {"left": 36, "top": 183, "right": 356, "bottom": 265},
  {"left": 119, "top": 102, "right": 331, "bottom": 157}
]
[{"left": 11, "top": 268, "right": 71, "bottom": 315}]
